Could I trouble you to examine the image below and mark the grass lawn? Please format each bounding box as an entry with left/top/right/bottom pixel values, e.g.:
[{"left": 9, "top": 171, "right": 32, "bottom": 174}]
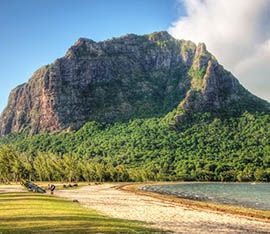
[{"left": 0, "top": 193, "right": 163, "bottom": 234}]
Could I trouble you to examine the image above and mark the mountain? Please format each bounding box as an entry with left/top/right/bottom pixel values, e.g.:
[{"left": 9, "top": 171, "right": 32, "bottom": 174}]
[
  {"left": 0, "top": 31, "right": 270, "bottom": 182},
  {"left": 0, "top": 31, "right": 269, "bottom": 136}
]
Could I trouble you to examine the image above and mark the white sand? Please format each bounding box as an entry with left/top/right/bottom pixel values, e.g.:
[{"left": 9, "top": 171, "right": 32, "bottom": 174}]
[
  {"left": 55, "top": 184, "right": 270, "bottom": 234},
  {"left": 0, "top": 184, "right": 24, "bottom": 193}
]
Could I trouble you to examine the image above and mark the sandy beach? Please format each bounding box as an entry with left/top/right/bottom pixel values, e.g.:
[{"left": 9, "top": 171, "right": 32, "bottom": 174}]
[
  {"left": 0, "top": 184, "right": 24, "bottom": 193},
  {"left": 55, "top": 183, "right": 270, "bottom": 234}
]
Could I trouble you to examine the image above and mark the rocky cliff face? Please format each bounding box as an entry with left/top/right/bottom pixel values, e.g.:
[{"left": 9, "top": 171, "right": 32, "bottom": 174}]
[{"left": 0, "top": 31, "right": 269, "bottom": 135}]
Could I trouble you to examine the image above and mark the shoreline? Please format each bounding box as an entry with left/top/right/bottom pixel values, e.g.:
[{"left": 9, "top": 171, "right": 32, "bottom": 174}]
[
  {"left": 55, "top": 183, "right": 270, "bottom": 233},
  {"left": 117, "top": 182, "right": 270, "bottom": 223},
  {"left": 1, "top": 182, "right": 270, "bottom": 222},
  {"left": 2, "top": 183, "right": 270, "bottom": 233}
]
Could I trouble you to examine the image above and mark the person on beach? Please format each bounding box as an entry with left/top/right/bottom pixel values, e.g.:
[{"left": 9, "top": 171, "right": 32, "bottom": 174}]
[{"left": 48, "top": 184, "right": 56, "bottom": 195}]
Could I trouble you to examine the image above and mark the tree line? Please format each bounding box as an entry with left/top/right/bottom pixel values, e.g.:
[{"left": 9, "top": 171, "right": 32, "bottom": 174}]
[
  {"left": 0, "top": 111, "right": 270, "bottom": 183},
  {"left": 1, "top": 148, "right": 270, "bottom": 184}
]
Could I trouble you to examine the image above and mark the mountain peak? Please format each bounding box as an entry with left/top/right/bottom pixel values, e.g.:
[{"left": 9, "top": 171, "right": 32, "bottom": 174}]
[
  {"left": 147, "top": 31, "right": 172, "bottom": 41},
  {"left": 0, "top": 31, "right": 269, "bottom": 136},
  {"left": 74, "top": 37, "right": 96, "bottom": 45}
]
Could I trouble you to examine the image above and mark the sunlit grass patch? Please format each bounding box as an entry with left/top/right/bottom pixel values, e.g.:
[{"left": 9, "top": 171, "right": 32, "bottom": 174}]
[{"left": 0, "top": 193, "right": 163, "bottom": 234}]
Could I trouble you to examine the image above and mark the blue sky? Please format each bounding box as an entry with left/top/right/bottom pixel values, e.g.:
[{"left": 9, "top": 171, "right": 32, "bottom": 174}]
[{"left": 0, "top": 0, "right": 183, "bottom": 112}]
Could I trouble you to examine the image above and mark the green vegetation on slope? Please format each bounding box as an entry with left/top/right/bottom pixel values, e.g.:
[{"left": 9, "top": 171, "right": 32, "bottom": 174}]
[
  {"left": 0, "top": 111, "right": 269, "bottom": 182},
  {"left": 0, "top": 193, "right": 160, "bottom": 234}
]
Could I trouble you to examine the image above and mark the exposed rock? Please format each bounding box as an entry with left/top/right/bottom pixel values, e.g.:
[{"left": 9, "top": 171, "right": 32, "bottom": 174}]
[{"left": 0, "top": 31, "right": 269, "bottom": 135}]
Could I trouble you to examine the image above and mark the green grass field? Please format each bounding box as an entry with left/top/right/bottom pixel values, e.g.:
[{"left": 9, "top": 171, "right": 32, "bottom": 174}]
[{"left": 0, "top": 193, "right": 163, "bottom": 234}]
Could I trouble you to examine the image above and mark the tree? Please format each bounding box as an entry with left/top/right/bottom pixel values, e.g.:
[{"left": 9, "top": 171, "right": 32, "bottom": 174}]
[{"left": 0, "top": 146, "right": 22, "bottom": 183}]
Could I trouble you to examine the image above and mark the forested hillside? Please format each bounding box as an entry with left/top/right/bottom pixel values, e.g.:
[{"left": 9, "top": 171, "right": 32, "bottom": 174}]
[{"left": 1, "top": 112, "right": 269, "bottom": 182}]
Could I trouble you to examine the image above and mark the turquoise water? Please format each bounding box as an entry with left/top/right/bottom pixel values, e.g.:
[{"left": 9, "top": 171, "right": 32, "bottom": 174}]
[{"left": 141, "top": 183, "right": 270, "bottom": 210}]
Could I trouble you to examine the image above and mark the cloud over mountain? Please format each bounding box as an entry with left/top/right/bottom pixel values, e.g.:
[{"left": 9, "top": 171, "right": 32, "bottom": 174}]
[{"left": 169, "top": 0, "right": 270, "bottom": 101}]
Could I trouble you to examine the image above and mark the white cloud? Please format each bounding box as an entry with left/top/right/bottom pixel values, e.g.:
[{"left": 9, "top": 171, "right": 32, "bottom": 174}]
[{"left": 169, "top": 0, "right": 270, "bottom": 102}]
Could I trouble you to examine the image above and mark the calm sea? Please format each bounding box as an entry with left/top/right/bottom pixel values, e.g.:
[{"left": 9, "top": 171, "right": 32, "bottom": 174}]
[{"left": 141, "top": 183, "right": 270, "bottom": 210}]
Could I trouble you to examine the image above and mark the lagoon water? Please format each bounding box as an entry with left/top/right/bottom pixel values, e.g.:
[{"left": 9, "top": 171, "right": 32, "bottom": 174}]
[{"left": 141, "top": 183, "right": 270, "bottom": 210}]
